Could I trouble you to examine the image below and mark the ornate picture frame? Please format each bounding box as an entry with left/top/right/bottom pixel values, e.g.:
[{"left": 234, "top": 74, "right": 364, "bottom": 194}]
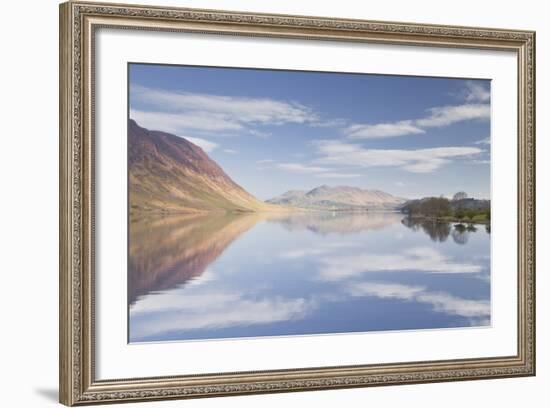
[{"left": 59, "top": 1, "right": 535, "bottom": 405}]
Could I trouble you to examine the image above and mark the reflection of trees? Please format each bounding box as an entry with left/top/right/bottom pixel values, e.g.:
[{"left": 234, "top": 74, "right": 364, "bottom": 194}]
[
  {"left": 401, "top": 217, "right": 451, "bottom": 243},
  {"left": 466, "top": 224, "right": 477, "bottom": 232},
  {"left": 402, "top": 217, "right": 484, "bottom": 245},
  {"left": 485, "top": 224, "right": 491, "bottom": 234},
  {"left": 452, "top": 224, "right": 469, "bottom": 245}
]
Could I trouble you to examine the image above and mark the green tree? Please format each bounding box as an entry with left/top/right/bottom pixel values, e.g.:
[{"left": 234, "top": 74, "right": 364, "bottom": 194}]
[
  {"left": 419, "top": 197, "right": 451, "bottom": 217},
  {"left": 453, "top": 191, "right": 468, "bottom": 201}
]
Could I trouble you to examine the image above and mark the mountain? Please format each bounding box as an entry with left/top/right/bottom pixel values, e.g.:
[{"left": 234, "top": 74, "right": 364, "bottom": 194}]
[
  {"left": 129, "top": 119, "right": 272, "bottom": 213},
  {"left": 267, "top": 185, "right": 406, "bottom": 210}
]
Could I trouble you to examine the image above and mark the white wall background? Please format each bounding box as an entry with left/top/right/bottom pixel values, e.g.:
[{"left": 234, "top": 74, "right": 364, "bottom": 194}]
[{"left": 0, "top": 0, "right": 546, "bottom": 407}]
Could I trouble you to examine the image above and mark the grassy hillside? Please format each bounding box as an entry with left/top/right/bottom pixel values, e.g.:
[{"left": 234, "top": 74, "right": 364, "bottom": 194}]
[{"left": 128, "top": 119, "right": 278, "bottom": 214}]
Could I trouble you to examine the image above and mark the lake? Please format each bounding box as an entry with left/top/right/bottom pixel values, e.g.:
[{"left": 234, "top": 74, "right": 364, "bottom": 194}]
[{"left": 128, "top": 211, "right": 491, "bottom": 343}]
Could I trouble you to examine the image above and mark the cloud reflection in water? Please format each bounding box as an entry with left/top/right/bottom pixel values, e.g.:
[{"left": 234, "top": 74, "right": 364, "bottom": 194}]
[{"left": 129, "top": 211, "right": 490, "bottom": 342}]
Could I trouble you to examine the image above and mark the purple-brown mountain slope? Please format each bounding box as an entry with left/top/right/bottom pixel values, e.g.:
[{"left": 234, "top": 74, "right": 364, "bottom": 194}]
[{"left": 129, "top": 119, "right": 272, "bottom": 213}]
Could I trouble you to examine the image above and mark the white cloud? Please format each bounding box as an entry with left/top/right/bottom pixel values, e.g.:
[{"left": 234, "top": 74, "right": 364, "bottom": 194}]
[
  {"left": 130, "top": 109, "right": 242, "bottom": 133},
  {"left": 416, "top": 103, "right": 490, "bottom": 128},
  {"left": 314, "top": 140, "right": 482, "bottom": 173},
  {"left": 474, "top": 137, "right": 491, "bottom": 145},
  {"left": 183, "top": 136, "right": 219, "bottom": 153},
  {"left": 280, "top": 248, "right": 333, "bottom": 259},
  {"left": 402, "top": 158, "right": 449, "bottom": 173},
  {"left": 249, "top": 129, "right": 272, "bottom": 139},
  {"left": 317, "top": 246, "right": 483, "bottom": 281},
  {"left": 344, "top": 81, "right": 490, "bottom": 140},
  {"left": 256, "top": 159, "right": 275, "bottom": 164},
  {"left": 185, "top": 267, "right": 217, "bottom": 287},
  {"left": 130, "top": 287, "right": 314, "bottom": 340},
  {"left": 395, "top": 181, "right": 405, "bottom": 187},
  {"left": 277, "top": 162, "right": 331, "bottom": 174},
  {"left": 349, "top": 282, "right": 426, "bottom": 300},
  {"left": 276, "top": 162, "right": 361, "bottom": 178},
  {"left": 223, "top": 149, "right": 238, "bottom": 154},
  {"left": 315, "top": 172, "right": 361, "bottom": 179},
  {"left": 463, "top": 81, "right": 491, "bottom": 103},
  {"left": 311, "top": 118, "right": 349, "bottom": 128},
  {"left": 131, "top": 85, "right": 317, "bottom": 134},
  {"left": 417, "top": 292, "right": 490, "bottom": 318},
  {"left": 345, "top": 120, "right": 424, "bottom": 139},
  {"left": 277, "top": 240, "right": 489, "bottom": 321},
  {"left": 348, "top": 281, "right": 490, "bottom": 319}
]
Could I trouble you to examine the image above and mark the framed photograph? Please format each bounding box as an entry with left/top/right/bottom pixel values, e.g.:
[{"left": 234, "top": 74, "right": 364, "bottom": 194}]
[{"left": 59, "top": 1, "right": 536, "bottom": 405}]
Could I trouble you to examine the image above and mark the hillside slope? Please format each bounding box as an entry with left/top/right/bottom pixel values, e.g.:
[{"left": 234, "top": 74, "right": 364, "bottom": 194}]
[{"left": 129, "top": 119, "right": 272, "bottom": 213}]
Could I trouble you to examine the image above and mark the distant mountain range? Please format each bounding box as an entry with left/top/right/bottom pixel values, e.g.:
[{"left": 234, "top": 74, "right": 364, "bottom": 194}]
[
  {"left": 267, "top": 185, "right": 406, "bottom": 210},
  {"left": 129, "top": 119, "right": 273, "bottom": 213},
  {"left": 129, "top": 120, "right": 407, "bottom": 213}
]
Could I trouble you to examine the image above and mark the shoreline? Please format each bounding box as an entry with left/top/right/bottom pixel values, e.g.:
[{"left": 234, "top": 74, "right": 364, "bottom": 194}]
[
  {"left": 130, "top": 208, "right": 490, "bottom": 226},
  {"left": 130, "top": 206, "right": 404, "bottom": 216},
  {"left": 405, "top": 214, "right": 490, "bottom": 225}
]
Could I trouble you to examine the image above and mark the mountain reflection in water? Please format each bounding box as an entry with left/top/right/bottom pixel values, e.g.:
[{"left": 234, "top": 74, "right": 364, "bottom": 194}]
[
  {"left": 129, "top": 211, "right": 491, "bottom": 343},
  {"left": 128, "top": 212, "right": 263, "bottom": 305}
]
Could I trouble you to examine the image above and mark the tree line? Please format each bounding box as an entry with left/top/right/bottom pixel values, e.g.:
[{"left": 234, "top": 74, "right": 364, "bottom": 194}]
[{"left": 402, "top": 196, "right": 490, "bottom": 222}]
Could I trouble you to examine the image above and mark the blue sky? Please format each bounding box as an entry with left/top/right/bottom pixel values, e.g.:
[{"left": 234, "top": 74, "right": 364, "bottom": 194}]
[{"left": 129, "top": 63, "right": 491, "bottom": 200}]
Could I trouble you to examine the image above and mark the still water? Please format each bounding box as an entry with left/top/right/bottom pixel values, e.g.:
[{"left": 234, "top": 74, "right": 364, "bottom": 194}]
[{"left": 128, "top": 212, "right": 490, "bottom": 343}]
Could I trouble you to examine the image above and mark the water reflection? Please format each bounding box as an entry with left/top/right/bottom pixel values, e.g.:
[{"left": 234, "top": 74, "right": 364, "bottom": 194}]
[
  {"left": 129, "top": 211, "right": 491, "bottom": 342},
  {"left": 272, "top": 211, "right": 403, "bottom": 235},
  {"left": 128, "top": 212, "right": 262, "bottom": 304},
  {"left": 401, "top": 217, "right": 489, "bottom": 245},
  {"left": 129, "top": 211, "right": 403, "bottom": 304},
  {"left": 401, "top": 218, "right": 451, "bottom": 242}
]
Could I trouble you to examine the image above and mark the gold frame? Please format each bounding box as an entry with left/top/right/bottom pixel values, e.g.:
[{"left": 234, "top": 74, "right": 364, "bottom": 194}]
[{"left": 59, "top": 1, "right": 536, "bottom": 405}]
